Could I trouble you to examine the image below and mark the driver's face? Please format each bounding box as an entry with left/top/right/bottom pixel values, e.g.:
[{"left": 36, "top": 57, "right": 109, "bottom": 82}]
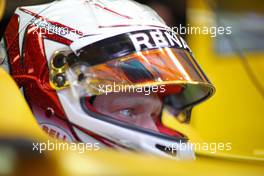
[{"left": 93, "top": 92, "right": 162, "bottom": 131}]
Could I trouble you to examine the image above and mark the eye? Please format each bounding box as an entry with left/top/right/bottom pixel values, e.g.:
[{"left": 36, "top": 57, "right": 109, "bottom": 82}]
[{"left": 119, "top": 109, "right": 135, "bottom": 120}]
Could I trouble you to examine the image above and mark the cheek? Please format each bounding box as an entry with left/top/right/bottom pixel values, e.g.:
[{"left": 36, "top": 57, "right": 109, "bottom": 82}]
[
  {"left": 93, "top": 97, "right": 108, "bottom": 115},
  {"left": 136, "top": 116, "right": 158, "bottom": 131}
]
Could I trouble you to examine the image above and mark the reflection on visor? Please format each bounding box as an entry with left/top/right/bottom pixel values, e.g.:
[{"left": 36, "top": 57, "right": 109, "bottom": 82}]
[{"left": 66, "top": 47, "right": 214, "bottom": 110}]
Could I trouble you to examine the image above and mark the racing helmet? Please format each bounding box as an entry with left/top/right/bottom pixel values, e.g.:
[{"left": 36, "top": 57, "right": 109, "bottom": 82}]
[{"left": 0, "top": 0, "right": 215, "bottom": 159}]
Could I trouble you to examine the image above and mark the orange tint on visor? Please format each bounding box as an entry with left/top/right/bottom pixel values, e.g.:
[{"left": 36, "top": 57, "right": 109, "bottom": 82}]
[{"left": 67, "top": 47, "right": 214, "bottom": 110}]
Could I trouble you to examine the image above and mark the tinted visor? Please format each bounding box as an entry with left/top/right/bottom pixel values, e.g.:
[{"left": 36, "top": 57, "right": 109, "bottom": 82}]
[{"left": 67, "top": 48, "right": 214, "bottom": 110}]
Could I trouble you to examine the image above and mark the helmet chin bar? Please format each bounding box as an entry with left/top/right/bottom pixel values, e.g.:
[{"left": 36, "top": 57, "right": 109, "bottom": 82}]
[
  {"left": 79, "top": 112, "right": 195, "bottom": 159},
  {"left": 57, "top": 89, "right": 195, "bottom": 160},
  {"left": 139, "top": 136, "right": 195, "bottom": 160}
]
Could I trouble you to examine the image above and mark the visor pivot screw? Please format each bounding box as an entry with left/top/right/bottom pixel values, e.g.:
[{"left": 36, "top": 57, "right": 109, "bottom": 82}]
[
  {"left": 45, "top": 107, "right": 54, "bottom": 118},
  {"left": 78, "top": 73, "right": 86, "bottom": 82},
  {"left": 53, "top": 53, "right": 66, "bottom": 69},
  {"left": 53, "top": 73, "right": 66, "bottom": 87}
]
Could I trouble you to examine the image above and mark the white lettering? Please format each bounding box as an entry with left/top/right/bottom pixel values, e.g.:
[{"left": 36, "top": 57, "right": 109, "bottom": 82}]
[
  {"left": 150, "top": 30, "right": 168, "bottom": 47},
  {"left": 164, "top": 31, "right": 182, "bottom": 48},
  {"left": 130, "top": 33, "right": 153, "bottom": 51}
]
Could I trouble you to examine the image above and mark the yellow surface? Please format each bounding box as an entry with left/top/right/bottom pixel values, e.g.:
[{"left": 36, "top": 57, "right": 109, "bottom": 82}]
[
  {"left": 0, "top": 68, "right": 47, "bottom": 140},
  {"left": 0, "top": 0, "right": 4, "bottom": 21},
  {"left": 163, "top": 0, "right": 264, "bottom": 161}
]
